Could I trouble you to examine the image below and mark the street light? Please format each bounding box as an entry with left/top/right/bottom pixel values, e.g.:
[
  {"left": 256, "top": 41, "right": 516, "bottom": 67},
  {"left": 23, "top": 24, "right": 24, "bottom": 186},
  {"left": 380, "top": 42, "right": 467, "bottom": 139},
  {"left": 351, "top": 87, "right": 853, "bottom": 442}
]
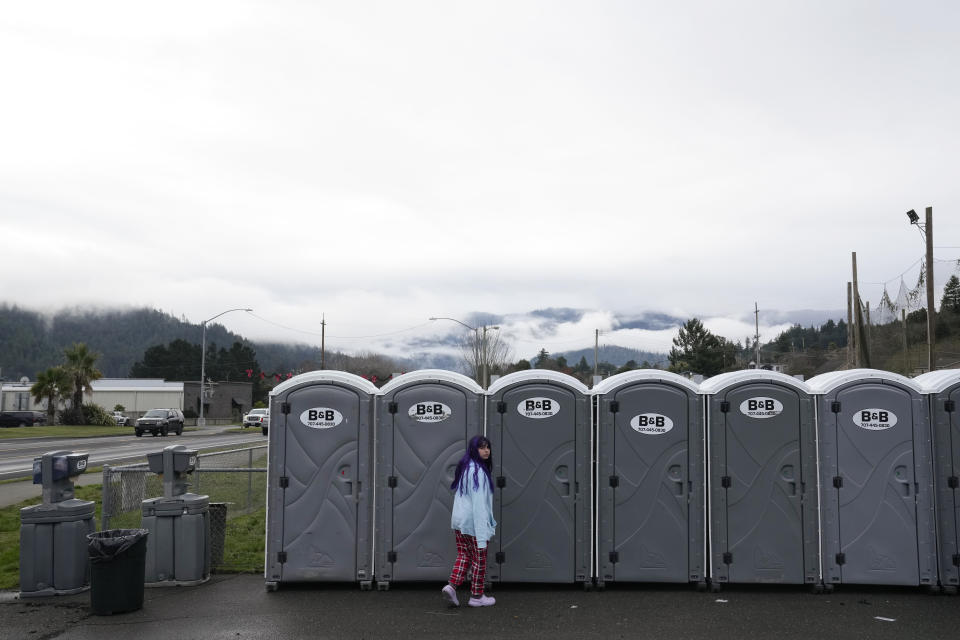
[
  {"left": 906, "top": 207, "right": 935, "bottom": 372},
  {"left": 429, "top": 316, "right": 500, "bottom": 388},
  {"left": 198, "top": 308, "right": 252, "bottom": 426}
]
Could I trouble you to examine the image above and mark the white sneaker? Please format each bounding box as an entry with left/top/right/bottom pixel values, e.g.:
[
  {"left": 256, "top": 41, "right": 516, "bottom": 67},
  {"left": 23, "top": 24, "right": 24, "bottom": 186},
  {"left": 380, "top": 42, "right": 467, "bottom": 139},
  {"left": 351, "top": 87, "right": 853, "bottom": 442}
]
[
  {"left": 441, "top": 584, "right": 459, "bottom": 607},
  {"left": 468, "top": 594, "right": 496, "bottom": 607}
]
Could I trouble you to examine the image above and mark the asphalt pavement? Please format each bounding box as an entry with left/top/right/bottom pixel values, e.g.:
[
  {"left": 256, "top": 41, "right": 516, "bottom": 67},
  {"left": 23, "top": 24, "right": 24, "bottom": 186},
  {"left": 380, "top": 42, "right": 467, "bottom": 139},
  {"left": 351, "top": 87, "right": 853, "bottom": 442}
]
[{"left": 2, "top": 575, "right": 960, "bottom": 640}]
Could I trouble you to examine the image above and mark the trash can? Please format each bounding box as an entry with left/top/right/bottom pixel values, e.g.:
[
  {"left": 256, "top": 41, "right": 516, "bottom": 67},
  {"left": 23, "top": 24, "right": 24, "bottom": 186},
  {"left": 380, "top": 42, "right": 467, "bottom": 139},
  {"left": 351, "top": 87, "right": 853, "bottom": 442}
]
[{"left": 87, "top": 529, "right": 149, "bottom": 615}]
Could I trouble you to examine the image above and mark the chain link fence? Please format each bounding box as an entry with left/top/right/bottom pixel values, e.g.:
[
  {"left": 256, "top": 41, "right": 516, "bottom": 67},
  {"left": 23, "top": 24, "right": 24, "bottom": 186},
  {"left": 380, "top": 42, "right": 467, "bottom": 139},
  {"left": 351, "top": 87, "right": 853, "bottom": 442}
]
[{"left": 101, "top": 445, "right": 268, "bottom": 571}]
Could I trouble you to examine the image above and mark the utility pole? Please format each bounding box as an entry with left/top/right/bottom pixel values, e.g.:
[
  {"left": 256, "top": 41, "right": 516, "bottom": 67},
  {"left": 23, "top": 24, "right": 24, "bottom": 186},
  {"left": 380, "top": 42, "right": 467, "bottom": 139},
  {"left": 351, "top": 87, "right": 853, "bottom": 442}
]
[
  {"left": 754, "top": 302, "right": 760, "bottom": 369},
  {"left": 902, "top": 308, "right": 909, "bottom": 375},
  {"left": 846, "top": 282, "right": 853, "bottom": 368},
  {"left": 865, "top": 301, "right": 871, "bottom": 358},
  {"left": 851, "top": 252, "right": 870, "bottom": 368},
  {"left": 594, "top": 329, "right": 599, "bottom": 379},
  {"left": 925, "top": 207, "right": 935, "bottom": 371},
  {"left": 320, "top": 314, "right": 326, "bottom": 370},
  {"left": 851, "top": 253, "right": 861, "bottom": 367}
]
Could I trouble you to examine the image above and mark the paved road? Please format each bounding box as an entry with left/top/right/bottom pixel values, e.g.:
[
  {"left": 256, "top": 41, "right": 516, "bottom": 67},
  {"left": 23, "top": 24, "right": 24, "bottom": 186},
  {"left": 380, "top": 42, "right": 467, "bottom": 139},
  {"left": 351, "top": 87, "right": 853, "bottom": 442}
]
[{"left": 2, "top": 575, "right": 959, "bottom": 640}]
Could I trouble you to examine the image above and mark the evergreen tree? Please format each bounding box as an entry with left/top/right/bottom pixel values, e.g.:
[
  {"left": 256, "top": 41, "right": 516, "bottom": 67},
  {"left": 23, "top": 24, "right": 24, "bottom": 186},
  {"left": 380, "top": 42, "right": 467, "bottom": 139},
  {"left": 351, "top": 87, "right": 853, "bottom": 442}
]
[
  {"left": 942, "top": 275, "right": 960, "bottom": 313},
  {"left": 668, "top": 318, "right": 725, "bottom": 376},
  {"left": 535, "top": 348, "right": 550, "bottom": 367}
]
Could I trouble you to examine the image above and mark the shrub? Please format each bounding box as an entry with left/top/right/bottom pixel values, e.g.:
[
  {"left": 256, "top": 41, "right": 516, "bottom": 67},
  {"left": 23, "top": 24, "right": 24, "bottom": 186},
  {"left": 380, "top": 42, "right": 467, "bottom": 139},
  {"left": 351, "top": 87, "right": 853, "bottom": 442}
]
[{"left": 58, "top": 403, "right": 115, "bottom": 426}]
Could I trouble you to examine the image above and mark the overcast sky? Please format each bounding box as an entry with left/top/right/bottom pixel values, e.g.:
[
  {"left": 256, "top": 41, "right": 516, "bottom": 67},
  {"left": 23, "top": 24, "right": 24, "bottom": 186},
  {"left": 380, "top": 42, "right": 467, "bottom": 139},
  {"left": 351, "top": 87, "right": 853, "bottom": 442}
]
[{"left": 2, "top": 1, "right": 958, "bottom": 359}]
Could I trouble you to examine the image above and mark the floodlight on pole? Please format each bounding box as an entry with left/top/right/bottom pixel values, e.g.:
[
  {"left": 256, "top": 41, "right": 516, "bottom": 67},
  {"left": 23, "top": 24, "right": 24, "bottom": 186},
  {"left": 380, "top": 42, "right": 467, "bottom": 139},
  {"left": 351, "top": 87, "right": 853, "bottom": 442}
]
[
  {"left": 199, "top": 307, "right": 253, "bottom": 426},
  {"left": 429, "top": 316, "right": 500, "bottom": 388},
  {"left": 904, "top": 207, "right": 935, "bottom": 371}
]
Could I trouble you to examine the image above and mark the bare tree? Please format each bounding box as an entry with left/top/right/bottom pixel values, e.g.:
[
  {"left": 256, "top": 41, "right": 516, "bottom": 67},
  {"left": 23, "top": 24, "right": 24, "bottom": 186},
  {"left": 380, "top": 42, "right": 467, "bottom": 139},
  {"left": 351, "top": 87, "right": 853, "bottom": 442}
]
[{"left": 460, "top": 328, "right": 512, "bottom": 387}]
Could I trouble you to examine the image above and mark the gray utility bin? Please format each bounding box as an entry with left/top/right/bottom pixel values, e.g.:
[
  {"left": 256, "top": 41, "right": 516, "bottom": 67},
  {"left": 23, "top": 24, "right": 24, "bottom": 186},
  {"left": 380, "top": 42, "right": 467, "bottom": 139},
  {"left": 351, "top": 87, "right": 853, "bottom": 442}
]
[
  {"left": 20, "top": 451, "right": 94, "bottom": 597},
  {"left": 376, "top": 370, "right": 484, "bottom": 587},
  {"left": 594, "top": 370, "right": 704, "bottom": 587},
  {"left": 265, "top": 371, "right": 378, "bottom": 590},
  {"left": 810, "top": 369, "right": 937, "bottom": 588},
  {"left": 143, "top": 445, "right": 210, "bottom": 585},
  {"left": 701, "top": 371, "right": 819, "bottom": 586},
  {"left": 486, "top": 371, "right": 591, "bottom": 584},
  {"left": 916, "top": 369, "right": 960, "bottom": 590}
]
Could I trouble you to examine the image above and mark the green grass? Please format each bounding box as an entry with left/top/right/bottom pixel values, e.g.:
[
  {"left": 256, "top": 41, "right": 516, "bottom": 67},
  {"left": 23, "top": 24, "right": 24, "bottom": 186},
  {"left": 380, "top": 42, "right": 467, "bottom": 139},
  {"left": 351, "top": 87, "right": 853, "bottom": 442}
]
[{"left": 221, "top": 509, "right": 266, "bottom": 572}]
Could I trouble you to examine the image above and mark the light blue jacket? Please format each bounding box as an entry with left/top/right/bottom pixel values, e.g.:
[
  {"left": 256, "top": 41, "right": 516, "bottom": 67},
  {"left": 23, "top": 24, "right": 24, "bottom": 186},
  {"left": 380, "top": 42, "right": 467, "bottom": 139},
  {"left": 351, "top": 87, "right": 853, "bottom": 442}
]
[{"left": 450, "top": 461, "right": 497, "bottom": 548}]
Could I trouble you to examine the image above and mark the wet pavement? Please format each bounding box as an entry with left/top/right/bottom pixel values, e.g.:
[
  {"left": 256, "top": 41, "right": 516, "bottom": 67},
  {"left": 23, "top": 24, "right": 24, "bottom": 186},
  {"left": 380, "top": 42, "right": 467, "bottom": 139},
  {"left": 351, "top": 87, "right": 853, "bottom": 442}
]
[{"left": 2, "top": 575, "right": 959, "bottom": 640}]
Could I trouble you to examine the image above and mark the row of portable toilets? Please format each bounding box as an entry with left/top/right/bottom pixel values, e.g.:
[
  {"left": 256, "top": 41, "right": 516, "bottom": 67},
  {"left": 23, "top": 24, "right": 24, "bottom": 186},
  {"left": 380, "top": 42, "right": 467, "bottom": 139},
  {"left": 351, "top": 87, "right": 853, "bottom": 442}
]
[{"left": 263, "top": 367, "right": 960, "bottom": 593}]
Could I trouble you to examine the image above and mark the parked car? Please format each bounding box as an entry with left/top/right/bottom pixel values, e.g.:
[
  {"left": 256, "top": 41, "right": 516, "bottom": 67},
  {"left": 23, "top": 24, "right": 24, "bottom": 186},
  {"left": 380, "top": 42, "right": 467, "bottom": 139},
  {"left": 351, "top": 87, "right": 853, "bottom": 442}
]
[
  {"left": 112, "top": 411, "right": 130, "bottom": 426},
  {"left": 135, "top": 408, "right": 185, "bottom": 437},
  {"left": 0, "top": 411, "right": 47, "bottom": 427},
  {"left": 242, "top": 408, "right": 269, "bottom": 431}
]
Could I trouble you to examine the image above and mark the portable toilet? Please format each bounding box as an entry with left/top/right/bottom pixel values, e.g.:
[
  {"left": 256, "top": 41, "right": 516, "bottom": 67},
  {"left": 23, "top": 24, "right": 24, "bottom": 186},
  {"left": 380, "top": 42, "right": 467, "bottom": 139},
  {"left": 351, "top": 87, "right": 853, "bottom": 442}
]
[
  {"left": 808, "top": 369, "right": 937, "bottom": 588},
  {"left": 375, "top": 370, "right": 484, "bottom": 588},
  {"left": 700, "top": 370, "right": 819, "bottom": 587},
  {"left": 485, "top": 370, "right": 591, "bottom": 584},
  {"left": 916, "top": 369, "right": 960, "bottom": 592},
  {"left": 265, "top": 371, "right": 379, "bottom": 590},
  {"left": 593, "top": 370, "right": 704, "bottom": 588}
]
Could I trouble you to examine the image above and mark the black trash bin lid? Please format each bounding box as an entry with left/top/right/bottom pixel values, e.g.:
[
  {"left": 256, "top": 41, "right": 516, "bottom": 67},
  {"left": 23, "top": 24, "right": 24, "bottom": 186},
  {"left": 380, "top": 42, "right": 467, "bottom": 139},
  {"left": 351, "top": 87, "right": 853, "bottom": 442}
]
[{"left": 87, "top": 528, "right": 149, "bottom": 562}]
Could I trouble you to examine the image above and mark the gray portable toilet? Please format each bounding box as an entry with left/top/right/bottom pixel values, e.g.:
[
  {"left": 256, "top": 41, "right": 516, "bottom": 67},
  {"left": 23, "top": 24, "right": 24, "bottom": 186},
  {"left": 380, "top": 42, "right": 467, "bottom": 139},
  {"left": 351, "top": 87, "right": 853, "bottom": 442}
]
[
  {"left": 701, "top": 370, "right": 819, "bottom": 587},
  {"left": 594, "top": 370, "right": 704, "bottom": 588},
  {"left": 485, "top": 370, "right": 591, "bottom": 584},
  {"left": 917, "top": 369, "right": 960, "bottom": 591},
  {"left": 265, "top": 371, "right": 378, "bottom": 590},
  {"left": 375, "top": 370, "right": 484, "bottom": 588},
  {"left": 809, "top": 369, "right": 937, "bottom": 588},
  {"left": 916, "top": 369, "right": 960, "bottom": 592}
]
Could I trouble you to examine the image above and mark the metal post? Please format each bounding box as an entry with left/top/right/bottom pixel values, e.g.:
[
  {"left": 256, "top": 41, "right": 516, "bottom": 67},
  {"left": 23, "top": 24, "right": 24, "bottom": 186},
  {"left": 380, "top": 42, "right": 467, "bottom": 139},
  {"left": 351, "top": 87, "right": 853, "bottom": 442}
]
[
  {"left": 247, "top": 447, "right": 253, "bottom": 510},
  {"left": 754, "top": 302, "right": 760, "bottom": 368},
  {"left": 199, "top": 320, "right": 208, "bottom": 427},
  {"left": 101, "top": 464, "right": 112, "bottom": 530},
  {"left": 198, "top": 308, "right": 252, "bottom": 427},
  {"left": 481, "top": 326, "right": 488, "bottom": 389},
  {"left": 925, "top": 206, "right": 935, "bottom": 371},
  {"left": 902, "top": 308, "right": 909, "bottom": 375}
]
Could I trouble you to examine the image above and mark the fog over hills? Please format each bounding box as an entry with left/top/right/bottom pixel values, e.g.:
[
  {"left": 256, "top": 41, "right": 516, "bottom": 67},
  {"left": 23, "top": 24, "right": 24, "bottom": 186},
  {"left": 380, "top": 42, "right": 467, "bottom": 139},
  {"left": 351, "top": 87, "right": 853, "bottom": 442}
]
[{"left": 0, "top": 304, "right": 845, "bottom": 380}]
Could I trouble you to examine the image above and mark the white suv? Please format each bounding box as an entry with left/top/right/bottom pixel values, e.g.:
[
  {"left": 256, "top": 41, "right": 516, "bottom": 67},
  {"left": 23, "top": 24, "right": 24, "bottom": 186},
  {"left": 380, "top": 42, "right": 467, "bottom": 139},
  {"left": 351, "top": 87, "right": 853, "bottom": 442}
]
[{"left": 243, "top": 408, "right": 269, "bottom": 431}]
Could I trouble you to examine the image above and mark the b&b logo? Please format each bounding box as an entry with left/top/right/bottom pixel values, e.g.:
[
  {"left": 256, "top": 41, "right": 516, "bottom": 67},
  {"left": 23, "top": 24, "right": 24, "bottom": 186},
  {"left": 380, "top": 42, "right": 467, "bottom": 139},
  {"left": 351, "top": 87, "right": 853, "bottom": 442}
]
[
  {"left": 300, "top": 407, "right": 344, "bottom": 429},
  {"left": 408, "top": 402, "right": 452, "bottom": 423},
  {"left": 739, "top": 397, "right": 784, "bottom": 419},
  {"left": 518, "top": 397, "right": 560, "bottom": 419},
  {"left": 852, "top": 408, "right": 897, "bottom": 431},
  {"left": 76, "top": 459, "right": 87, "bottom": 470},
  {"left": 630, "top": 413, "right": 674, "bottom": 435}
]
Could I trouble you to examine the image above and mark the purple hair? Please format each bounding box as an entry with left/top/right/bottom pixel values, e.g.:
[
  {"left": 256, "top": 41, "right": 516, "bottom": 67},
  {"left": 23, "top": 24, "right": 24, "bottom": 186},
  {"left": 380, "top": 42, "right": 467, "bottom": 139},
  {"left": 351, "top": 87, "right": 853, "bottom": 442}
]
[{"left": 451, "top": 435, "right": 493, "bottom": 495}]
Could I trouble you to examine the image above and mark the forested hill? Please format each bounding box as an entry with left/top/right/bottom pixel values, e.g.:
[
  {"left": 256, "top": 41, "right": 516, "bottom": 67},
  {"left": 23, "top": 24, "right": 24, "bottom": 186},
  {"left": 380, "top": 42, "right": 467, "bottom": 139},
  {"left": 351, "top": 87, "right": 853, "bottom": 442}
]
[{"left": 0, "top": 304, "right": 326, "bottom": 380}]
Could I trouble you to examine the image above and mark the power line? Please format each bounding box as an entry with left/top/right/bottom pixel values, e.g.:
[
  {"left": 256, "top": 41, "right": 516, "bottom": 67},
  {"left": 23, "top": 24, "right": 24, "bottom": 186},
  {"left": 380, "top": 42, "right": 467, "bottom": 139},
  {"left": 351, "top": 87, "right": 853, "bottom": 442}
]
[{"left": 247, "top": 312, "right": 432, "bottom": 340}]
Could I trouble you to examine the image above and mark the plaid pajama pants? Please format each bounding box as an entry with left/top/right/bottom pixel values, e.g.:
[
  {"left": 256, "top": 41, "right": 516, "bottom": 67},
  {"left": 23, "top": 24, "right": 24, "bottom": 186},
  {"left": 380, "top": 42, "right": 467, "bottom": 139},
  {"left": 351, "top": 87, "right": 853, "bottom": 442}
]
[{"left": 449, "top": 530, "right": 487, "bottom": 597}]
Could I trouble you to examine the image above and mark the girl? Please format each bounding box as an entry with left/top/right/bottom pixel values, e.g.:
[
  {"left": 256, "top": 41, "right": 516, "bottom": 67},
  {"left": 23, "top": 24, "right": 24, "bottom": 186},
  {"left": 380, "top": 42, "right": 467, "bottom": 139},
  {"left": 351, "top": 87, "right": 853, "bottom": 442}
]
[{"left": 441, "top": 435, "right": 497, "bottom": 607}]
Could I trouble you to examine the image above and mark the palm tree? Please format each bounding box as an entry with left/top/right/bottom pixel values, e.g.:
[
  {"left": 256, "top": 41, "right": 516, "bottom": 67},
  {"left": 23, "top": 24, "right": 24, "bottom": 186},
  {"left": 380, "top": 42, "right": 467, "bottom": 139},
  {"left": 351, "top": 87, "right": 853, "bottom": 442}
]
[
  {"left": 63, "top": 342, "right": 103, "bottom": 421},
  {"left": 31, "top": 366, "right": 73, "bottom": 424}
]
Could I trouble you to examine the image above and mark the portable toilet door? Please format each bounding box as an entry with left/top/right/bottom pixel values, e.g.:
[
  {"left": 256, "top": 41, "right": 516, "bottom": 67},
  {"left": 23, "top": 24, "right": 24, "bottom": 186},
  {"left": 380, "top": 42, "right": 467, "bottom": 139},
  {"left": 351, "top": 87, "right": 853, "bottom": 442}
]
[
  {"left": 376, "top": 370, "right": 484, "bottom": 586},
  {"left": 485, "top": 370, "right": 591, "bottom": 584},
  {"left": 916, "top": 369, "right": 960, "bottom": 591},
  {"left": 701, "top": 371, "right": 819, "bottom": 586},
  {"left": 594, "top": 370, "right": 704, "bottom": 587},
  {"left": 265, "top": 371, "right": 378, "bottom": 589},
  {"left": 809, "top": 369, "right": 937, "bottom": 588}
]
